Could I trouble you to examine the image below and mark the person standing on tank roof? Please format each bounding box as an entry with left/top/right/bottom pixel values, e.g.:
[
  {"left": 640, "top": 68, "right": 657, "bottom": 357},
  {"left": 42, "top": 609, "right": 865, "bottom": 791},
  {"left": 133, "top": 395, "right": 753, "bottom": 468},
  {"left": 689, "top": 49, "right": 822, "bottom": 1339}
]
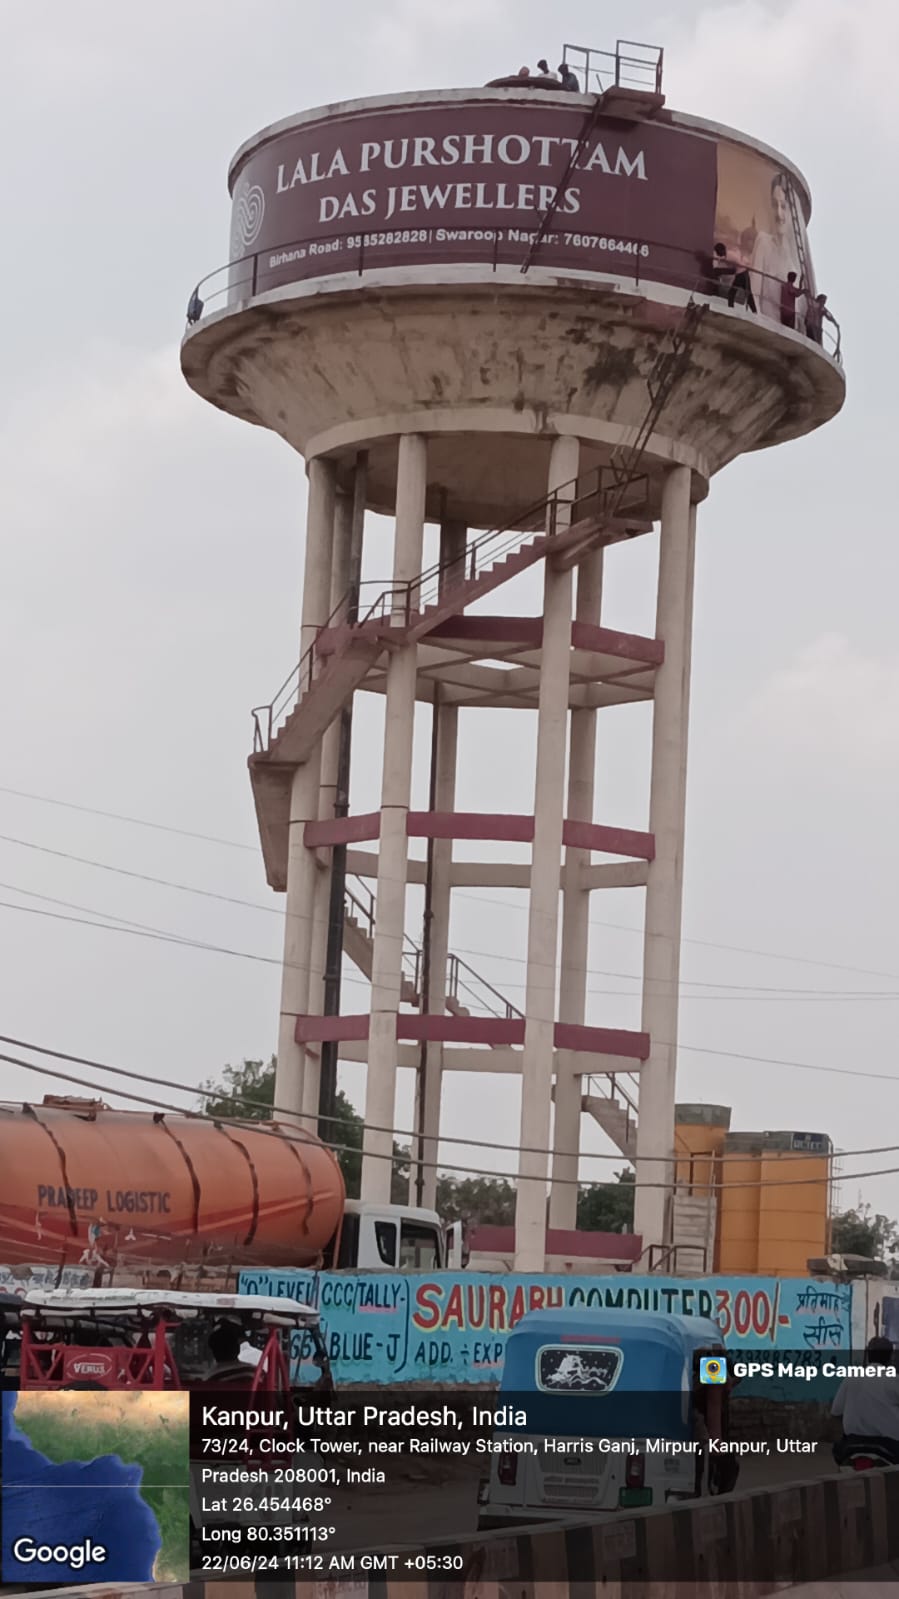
[{"left": 558, "top": 61, "right": 580, "bottom": 90}]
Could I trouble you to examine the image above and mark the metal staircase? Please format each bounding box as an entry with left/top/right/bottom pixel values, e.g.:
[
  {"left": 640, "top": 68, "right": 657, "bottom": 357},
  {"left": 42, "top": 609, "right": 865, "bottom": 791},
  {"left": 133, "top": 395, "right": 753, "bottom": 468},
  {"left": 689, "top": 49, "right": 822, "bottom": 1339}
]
[
  {"left": 582, "top": 1072, "right": 639, "bottom": 1160},
  {"left": 342, "top": 878, "right": 422, "bottom": 1007},
  {"left": 251, "top": 467, "right": 653, "bottom": 761}
]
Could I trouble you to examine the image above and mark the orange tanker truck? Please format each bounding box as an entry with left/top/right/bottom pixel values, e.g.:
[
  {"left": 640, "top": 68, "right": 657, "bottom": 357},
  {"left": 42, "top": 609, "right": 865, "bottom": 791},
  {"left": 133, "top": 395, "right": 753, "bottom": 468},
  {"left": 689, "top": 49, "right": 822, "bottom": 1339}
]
[{"left": 0, "top": 1096, "right": 445, "bottom": 1278}]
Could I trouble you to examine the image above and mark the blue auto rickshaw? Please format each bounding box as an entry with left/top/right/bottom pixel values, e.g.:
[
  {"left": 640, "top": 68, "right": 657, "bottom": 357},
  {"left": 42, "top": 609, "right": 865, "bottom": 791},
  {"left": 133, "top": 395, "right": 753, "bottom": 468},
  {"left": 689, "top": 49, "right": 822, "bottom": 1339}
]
[{"left": 477, "top": 1308, "right": 727, "bottom": 1526}]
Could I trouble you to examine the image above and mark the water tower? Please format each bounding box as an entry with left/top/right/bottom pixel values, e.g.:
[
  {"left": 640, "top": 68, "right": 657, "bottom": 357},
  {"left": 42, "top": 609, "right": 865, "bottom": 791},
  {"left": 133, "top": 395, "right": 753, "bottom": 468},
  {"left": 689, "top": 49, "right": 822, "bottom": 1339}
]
[{"left": 182, "top": 43, "right": 844, "bottom": 1271}]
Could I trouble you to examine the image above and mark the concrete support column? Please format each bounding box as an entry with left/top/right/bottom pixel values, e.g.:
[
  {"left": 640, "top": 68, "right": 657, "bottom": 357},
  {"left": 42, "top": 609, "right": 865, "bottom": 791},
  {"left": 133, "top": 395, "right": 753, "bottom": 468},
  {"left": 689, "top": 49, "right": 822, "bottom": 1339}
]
[
  {"left": 549, "top": 545, "right": 603, "bottom": 1228},
  {"left": 361, "top": 434, "right": 428, "bottom": 1201},
  {"left": 514, "top": 435, "right": 578, "bottom": 1271},
  {"left": 633, "top": 465, "right": 696, "bottom": 1259},
  {"left": 414, "top": 518, "right": 466, "bottom": 1208},
  {"left": 275, "top": 457, "right": 337, "bottom": 1121},
  {"left": 305, "top": 488, "right": 355, "bottom": 1120}
]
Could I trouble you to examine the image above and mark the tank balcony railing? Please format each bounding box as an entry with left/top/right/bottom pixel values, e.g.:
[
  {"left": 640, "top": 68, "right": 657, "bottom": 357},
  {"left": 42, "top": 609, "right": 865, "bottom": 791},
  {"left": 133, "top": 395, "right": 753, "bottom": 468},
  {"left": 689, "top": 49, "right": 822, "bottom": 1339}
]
[
  {"left": 186, "top": 232, "right": 841, "bottom": 363},
  {"left": 561, "top": 38, "right": 664, "bottom": 97}
]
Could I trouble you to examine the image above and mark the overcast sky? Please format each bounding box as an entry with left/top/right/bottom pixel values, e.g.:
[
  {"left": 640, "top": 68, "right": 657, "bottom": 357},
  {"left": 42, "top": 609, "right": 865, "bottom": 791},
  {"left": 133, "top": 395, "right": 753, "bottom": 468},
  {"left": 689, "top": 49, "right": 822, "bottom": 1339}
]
[{"left": 2, "top": 0, "right": 897, "bottom": 1232}]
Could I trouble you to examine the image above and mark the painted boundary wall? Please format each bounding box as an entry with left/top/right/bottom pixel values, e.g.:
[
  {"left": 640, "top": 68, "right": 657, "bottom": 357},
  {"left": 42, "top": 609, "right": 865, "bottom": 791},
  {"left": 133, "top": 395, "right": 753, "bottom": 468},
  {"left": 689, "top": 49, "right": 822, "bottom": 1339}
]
[
  {"left": 32, "top": 1464, "right": 899, "bottom": 1599},
  {"left": 237, "top": 1268, "right": 864, "bottom": 1395}
]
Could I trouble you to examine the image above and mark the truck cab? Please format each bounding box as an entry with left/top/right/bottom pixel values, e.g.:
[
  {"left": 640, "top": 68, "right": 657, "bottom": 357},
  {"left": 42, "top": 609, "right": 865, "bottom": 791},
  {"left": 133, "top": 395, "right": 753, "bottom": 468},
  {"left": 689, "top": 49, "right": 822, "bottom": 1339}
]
[{"left": 335, "top": 1202, "right": 444, "bottom": 1271}]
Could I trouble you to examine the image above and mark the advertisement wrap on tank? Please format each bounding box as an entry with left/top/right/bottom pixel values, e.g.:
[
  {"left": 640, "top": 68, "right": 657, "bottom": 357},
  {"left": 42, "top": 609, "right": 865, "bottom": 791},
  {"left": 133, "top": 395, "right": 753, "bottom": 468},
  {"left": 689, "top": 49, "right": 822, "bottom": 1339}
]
[
  {"left": 224, "top": 98, "right": 815, "bottom": 306},
  {"left": 238, "top": 1269, "right": 864, "bottom": 1396}
]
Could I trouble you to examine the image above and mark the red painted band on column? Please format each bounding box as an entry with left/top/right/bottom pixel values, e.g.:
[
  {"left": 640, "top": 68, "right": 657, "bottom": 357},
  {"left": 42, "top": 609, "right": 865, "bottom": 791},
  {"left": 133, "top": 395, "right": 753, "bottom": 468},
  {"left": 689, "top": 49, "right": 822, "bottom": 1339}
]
[
  {"left": 408, "top": 812, "right": 535, "bottom": 842},
  {"left": 561, "top": 819, "right": 655, "bottom": 860},
  {"left": 305, "top": 811, "right": 381, "bottom": 846},
  {"left": 306, "top": 811, "right": 654, "bottom": 858},
  {"left": 294, "top": 1013, "right": 649, "bottom": 1058}
]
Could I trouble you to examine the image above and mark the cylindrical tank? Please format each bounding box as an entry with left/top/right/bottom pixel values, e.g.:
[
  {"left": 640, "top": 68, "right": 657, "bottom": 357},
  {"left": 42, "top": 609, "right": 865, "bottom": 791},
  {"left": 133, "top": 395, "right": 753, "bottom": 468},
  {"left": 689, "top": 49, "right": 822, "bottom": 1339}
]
[{"left": 0, "top": 1099, "right": 345, "bottom": 1270}]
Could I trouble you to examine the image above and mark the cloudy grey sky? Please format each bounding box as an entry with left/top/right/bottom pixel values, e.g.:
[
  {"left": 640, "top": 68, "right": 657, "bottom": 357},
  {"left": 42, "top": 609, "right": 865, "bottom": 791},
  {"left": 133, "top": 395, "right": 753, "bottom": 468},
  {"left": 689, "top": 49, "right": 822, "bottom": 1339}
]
[{"left": 2, "top": 0, "right": 896, "bottom": 1225}]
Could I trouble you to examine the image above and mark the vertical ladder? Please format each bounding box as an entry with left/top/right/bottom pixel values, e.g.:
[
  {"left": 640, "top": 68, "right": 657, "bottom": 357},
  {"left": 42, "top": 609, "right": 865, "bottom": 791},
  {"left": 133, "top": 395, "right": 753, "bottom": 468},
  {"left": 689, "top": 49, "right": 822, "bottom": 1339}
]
[
  {"left": 521, "top": 100, "right": 606, "bottom": 274},
  {"left": 605, "top": 298, "right": 707, "bottom": 516},
  {"left": 785, "top": 178, "right": 811, "bottom": 290}
]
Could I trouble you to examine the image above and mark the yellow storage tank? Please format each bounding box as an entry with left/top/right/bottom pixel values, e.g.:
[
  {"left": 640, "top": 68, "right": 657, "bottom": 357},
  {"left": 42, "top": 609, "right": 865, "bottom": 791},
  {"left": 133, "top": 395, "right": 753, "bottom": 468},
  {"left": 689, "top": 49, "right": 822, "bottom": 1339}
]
[
  {"left": 717, "top": 1129, "right": 831, "bottom": 1276},
  {"left": 756, "top": 1134, "right": 831, "bottom": 1276},
  {"left": 717, "top": 1133, "right": 764, "bottom": 1275}
]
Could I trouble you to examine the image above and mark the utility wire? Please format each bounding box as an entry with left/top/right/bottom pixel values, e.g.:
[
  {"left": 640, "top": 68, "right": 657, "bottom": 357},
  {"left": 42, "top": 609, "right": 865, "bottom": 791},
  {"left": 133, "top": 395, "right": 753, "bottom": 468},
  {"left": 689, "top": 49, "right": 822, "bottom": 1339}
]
[
  {"left": 0, "top": 1030, "right": 839, "bottom": 1168},
  {"left": 1, "top": 899, "right": 898, "bottom": 1085},
  {"left": 0, "top": 1033, "right": 882, "bottom": 1180},
  {"left": 1, "top": 785, "right": 897, "bottom": 986},
  {"left": 0, "top": 1034, "right": 642, "bottom": 1167},
  {"left": 0, "top": 893, "right": 367, "bottom": 986},
  {"left": 2, "top": 829, "right": 897, "bottom": 998},
  {"left": 0, "top": 786, "right": 256, "bottom": 851},
  {"left": 461, "top": 889, "right": 899, "bottom": 987},
  {"left": 0, "top": 871, "right": 895, "bottom": 1005},
  {"left": 0, "top": 1049, "right": 856, "bottom": 1192},
  {"left": 0, "top": 832, "right": 275, "bottom": 915}
]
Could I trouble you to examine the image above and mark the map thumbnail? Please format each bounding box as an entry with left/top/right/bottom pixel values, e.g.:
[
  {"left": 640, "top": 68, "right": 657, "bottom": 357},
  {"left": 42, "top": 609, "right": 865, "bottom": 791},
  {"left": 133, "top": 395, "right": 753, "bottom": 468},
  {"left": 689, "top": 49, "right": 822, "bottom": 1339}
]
[{"left": 1, "top": 1389, "right": 189, "bottom": 1583}]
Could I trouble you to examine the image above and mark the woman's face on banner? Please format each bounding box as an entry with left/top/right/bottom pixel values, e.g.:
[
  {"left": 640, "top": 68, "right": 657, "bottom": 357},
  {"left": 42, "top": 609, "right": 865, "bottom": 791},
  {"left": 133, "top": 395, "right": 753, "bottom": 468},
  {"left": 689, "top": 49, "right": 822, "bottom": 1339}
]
[{"left": 771, "top": 180, "right": 789, "bottom": 237}]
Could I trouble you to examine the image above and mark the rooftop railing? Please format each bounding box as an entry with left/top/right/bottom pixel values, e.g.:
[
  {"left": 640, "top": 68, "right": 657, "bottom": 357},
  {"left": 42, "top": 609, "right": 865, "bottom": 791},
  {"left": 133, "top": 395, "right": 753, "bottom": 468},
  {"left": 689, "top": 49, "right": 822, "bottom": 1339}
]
[{"left": 561, "top": 39, "right": 664, "bottom": 96}]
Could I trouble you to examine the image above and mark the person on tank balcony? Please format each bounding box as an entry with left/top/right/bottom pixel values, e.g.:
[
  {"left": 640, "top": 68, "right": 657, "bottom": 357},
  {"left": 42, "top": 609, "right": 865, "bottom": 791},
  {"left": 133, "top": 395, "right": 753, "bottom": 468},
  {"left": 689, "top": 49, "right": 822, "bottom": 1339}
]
[
  {"left": 710, "top": 242, "right": 757, "bottom": 312},
  {"left": 750, "top": 171, "right": 801, "bottom": 322},
  {"left": 780, "top": 270, "right": 803, "bottom": 330},
  {"left": 805, "top": 291, "right": 838, "bottom": 348},
  {"left": 537, "top": 58, "right": 558, "bottom": 80},
  {"left": 558, "top": 61, "right": 580, "bottom": 90}
]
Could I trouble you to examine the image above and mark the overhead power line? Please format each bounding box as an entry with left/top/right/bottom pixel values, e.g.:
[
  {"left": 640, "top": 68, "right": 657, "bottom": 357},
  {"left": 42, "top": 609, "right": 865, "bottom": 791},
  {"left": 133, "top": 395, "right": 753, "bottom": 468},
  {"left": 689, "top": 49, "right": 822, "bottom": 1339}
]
[
  {"left": 0, "top": 1031, "right": 890, "bottom": 1174},
  {"left": 0, "top": 831, "right": 276, "bottom": 915},
  {"left": 2, "top": 783, "right": 897, "bottom": 988},
  {"left": 0, "top": 1047, "right": 865, "bottom": 1193},
  {"left": 0, "top": 785, "right": 255, "bottom": 852},
  {"left": 462, "top": 889, "right": 899, "bottom": 987},
  {"left": 0, "top": 850, "right": 896, "bottom": 1003},
  {"left": 2, "top": 897, "right": 899, "bottom": 1084}
]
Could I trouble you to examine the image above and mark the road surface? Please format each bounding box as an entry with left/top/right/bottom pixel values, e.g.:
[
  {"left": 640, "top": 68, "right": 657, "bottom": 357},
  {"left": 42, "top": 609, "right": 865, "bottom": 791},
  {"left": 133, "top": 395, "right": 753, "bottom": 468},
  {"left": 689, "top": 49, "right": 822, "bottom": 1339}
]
[{"left": 336, "top": 1445, "right": 840, "bottom": 1550}]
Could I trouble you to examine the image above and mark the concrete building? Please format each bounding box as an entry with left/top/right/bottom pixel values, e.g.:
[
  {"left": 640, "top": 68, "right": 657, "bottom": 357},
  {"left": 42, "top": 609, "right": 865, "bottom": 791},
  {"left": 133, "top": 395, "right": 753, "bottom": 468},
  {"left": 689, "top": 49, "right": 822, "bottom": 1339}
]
[{"left": 181, "top": 45, "right": 845, "bottom": 1270}]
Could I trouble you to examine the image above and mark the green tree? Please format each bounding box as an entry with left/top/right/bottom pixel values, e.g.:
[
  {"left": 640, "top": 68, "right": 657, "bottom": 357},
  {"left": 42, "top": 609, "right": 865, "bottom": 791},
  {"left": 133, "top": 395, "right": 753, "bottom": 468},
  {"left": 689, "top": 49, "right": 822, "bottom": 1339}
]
[
  {"left": 831, "top": 1202, "right": 899, "bottom": 1263},
  {"left": 197, "top": 1056, "right": 404, "bottom": 1201},
  {"left": 436, "top": 1175, "right": 516, "bottom": 1226},
  {"left": 576, "top": 1169, "right": 635, "bottom": 1233}
]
